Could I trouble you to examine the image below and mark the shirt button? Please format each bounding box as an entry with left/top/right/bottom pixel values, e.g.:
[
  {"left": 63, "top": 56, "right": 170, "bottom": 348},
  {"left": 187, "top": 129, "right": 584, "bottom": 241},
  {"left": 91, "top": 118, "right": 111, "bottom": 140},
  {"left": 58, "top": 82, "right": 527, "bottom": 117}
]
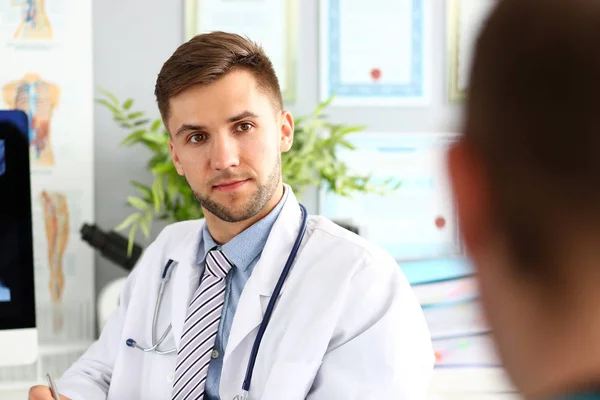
[
  {"left": 211, "top": 349, "right": 219, "bottom": 359},
  {"left": 167, "top": 373, "right": 174, "bottom": 383}
]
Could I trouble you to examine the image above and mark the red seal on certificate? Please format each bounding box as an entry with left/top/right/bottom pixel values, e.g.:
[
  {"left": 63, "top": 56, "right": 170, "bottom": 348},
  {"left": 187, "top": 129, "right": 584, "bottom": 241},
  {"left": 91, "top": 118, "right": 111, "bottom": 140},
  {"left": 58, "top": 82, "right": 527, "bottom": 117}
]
[
  {"left": 370, "top": 68, "right": 381, "bottom": 81},
  {"left": 435, "top": 216, "right": 446, "bottom": 229}
]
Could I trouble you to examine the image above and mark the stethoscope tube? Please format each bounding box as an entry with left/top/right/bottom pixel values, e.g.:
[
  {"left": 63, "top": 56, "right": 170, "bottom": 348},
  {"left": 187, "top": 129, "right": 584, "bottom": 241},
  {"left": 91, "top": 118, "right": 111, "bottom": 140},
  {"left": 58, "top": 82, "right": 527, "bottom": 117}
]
[
  {"left": 125, "top": 260, "right": 177, "bottom": 355},
  {"left": 241, "top": 204, "right": 308, "bottom": 393}
]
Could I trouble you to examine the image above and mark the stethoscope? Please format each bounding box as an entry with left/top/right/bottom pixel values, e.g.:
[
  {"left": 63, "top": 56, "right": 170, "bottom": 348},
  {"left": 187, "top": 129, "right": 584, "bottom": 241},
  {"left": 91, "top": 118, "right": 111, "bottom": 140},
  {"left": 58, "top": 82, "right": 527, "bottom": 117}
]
[{"left": 126, "top": 204, "right": 308, "bottom": 400}]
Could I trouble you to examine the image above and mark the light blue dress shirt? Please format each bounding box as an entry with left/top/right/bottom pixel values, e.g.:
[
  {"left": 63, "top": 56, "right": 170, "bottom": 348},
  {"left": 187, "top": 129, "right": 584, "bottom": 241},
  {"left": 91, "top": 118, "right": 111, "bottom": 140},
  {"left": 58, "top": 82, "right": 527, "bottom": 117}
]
[{"left": 199, "top": 188, "right": 289, "bottom": 400}]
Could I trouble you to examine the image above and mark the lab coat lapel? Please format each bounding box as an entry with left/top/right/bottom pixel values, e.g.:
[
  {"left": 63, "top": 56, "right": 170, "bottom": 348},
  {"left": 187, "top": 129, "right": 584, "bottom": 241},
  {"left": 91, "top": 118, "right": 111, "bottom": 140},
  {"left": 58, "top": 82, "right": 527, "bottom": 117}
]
[
  {"left": 223, "top": 191, "right": 303, "bottom": 366},
  {"left": 167, "top": 224, "right": 204, "bottom": 350}
]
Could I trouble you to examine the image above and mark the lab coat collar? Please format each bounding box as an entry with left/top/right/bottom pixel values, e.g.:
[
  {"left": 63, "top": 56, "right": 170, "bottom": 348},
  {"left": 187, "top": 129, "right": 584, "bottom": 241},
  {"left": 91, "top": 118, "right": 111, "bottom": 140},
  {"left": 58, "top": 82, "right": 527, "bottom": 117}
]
[
  {"left": 222, "top": 187, "right": 304, "bottom": 365},
  {"left": 166, "top": 223, "right": 204, "bottom": 350},
  {"left": 166, "top": 222, "right": 204, "bottom": 265},
  {"left": 252, "top": 186, "right": 303, "bottom": 297}
]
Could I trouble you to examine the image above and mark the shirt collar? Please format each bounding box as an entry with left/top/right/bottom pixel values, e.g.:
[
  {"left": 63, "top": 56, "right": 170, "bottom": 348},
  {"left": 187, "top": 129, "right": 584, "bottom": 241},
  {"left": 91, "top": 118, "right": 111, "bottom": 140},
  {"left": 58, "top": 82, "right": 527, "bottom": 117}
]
[{"left": 199, "top": 185, "right": 290, "bottom": 271}]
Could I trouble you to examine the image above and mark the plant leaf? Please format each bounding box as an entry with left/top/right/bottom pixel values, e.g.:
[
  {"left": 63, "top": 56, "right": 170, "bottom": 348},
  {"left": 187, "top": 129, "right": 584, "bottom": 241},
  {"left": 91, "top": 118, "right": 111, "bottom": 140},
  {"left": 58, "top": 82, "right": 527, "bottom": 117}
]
[
  {"left": 122, "top": 99, "right": 134, "bottom": 110},
  {"left": 338, "top": 125, "right": 366, "bottom": 136},
  {"left": 167, "top": 174, "right": 180, "bottom": 200},
  {"left": 131, "top": 180, "right": 153, "bottom": 201},
  {"left": 313, "top": 95, "right": 335, "bottom": 117},
  {"left": 127, "top": 222, "right": 138, "bottom": 256},
  {"left": 151, "top": 119, "right": 163, "bottom": 132},
  {"left": 120, "top": 129, "right": 147, "bottom": 146},
  {"left": 127, "top": 196, "right": 149, "bottom": 210},
  {"left": 127, "top": 111, "right": 144, "bottom": 120},
  {"left": 114, "top": 213, "right": 140, "bottom": 232},
  {"left": 152, "top": 177, "right": 164, "bottom": 213},
  {"left": 139, "top": 210, "right": 151, "bottom": 239},
  {"left": 96, "top": 98, "right": 121, "bottom": 115},
  {"left": 142, "top": 133, "right": 167, "bottom": 145},
  {"left": 151, "top": 162, "right": 174, "bottom": 174},
  {"left": 97, "top": 88, "right": 120, "bottom": 105},
  {"left": 134, "top": 119, "right": 151, "bottom": 126}
]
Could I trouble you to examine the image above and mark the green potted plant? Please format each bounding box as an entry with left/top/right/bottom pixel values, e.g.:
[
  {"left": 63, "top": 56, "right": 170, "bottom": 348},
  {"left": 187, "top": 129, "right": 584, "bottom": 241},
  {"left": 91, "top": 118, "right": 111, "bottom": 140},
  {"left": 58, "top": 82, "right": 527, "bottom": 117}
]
[{"left": 96, "top": 90, "right": 399, "bottom": 253}]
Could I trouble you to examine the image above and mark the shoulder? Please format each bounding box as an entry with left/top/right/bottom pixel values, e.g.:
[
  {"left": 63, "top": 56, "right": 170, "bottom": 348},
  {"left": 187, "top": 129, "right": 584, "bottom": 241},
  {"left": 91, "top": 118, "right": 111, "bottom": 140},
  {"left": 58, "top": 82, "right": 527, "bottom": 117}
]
[
  {"left": 153, "top": 218, "right": 205, "bottom": 247},
  {"left": 134, "top": 218, "right": 205, "bottom": 267},
  {"left": 306, "top": 215, "right": 400, "bottom": 279},
  {"left": 130, "top": 218, "right": 205, "bottom": 278}
]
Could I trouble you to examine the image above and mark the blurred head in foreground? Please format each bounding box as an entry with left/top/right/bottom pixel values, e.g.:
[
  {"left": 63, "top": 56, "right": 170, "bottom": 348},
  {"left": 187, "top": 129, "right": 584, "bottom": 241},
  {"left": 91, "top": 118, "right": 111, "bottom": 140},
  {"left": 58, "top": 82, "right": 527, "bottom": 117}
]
[{"left": 447, "top": 0, "right": 600, "bottom": 398}]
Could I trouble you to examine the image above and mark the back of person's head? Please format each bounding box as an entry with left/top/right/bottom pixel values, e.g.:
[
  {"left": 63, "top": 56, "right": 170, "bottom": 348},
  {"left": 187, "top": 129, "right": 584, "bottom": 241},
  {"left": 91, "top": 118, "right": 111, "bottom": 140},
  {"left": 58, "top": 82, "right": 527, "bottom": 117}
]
[
  {"left": 154, "top": 31, "right": 283, "bottom": 125},
  {"left": 447, "top": 0, "right": 600, "bottom": 397}
]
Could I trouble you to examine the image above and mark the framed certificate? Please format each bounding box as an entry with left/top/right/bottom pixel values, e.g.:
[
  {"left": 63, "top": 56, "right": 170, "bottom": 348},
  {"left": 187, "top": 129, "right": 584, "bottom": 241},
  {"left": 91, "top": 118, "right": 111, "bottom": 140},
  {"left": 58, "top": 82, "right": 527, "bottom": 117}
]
[
  {"left": 184, "top": 0, "right": 299, "bottom": 104},
  {"left": 319, "top": 0, "right": 432, "bottom": 106},
  {"left": 319, "top": 132, "right": 462, "bottom": 261},
  {"left": 447, "top": 0, "right": 497, "bottom": 102}
]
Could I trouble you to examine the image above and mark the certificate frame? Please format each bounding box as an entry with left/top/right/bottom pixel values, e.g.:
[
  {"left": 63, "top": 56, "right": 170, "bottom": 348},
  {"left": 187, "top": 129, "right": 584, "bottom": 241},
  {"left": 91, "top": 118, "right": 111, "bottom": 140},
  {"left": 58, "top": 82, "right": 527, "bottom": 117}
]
[
  {"left": 319, "top": 0, "right": 432, "bottom": 107},
  {"left": 183, "top": 0, "right": 299, "bottom": 104},
  {"left": 318, "top": 132, "right": 463, "bottom": 262},
  {"left": 447, "top": 0, "right": 464, "bottom": 102},
  {"left": 447, "top": 0, "right": 497, "bottom": 102}
]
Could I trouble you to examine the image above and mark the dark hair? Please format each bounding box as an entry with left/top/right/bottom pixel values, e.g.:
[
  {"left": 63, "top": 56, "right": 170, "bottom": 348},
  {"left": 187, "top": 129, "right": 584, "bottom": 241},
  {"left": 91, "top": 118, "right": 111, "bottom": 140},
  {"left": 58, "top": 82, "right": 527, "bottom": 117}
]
[
  {"left": 465, "top": 0, "right": 600, "bottom": 279},
  {"left": 154, "top": 31, "right": 283, "bottom": 123}
]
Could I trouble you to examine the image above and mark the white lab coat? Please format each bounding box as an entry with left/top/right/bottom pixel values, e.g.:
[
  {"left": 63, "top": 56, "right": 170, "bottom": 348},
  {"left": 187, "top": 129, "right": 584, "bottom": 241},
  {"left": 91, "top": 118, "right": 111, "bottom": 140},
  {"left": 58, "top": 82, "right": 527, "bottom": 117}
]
[{"left": 57, "top": 190, "right": 434, "bottom": 400}]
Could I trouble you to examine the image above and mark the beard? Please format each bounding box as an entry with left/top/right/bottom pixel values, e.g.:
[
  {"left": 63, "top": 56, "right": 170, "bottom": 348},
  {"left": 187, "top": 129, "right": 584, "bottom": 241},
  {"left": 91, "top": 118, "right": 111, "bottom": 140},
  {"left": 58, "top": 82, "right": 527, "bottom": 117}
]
[{"left": 190, "top": 155, "right": 281, "bottom": 223}]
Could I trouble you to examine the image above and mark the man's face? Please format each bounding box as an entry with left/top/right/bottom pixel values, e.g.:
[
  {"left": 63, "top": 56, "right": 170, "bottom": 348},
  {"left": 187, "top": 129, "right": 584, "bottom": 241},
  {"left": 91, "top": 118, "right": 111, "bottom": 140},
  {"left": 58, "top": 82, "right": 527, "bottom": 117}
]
[{"left": 166, "top": 69, "right": 293, "bottom": 222}]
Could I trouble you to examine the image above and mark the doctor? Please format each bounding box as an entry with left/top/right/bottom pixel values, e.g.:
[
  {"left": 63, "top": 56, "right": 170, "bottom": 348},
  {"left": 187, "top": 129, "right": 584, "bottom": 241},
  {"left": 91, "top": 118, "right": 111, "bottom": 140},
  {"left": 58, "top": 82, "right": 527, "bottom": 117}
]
[{"left": 29, "top": 31, "right": 434, "bottom": 400}]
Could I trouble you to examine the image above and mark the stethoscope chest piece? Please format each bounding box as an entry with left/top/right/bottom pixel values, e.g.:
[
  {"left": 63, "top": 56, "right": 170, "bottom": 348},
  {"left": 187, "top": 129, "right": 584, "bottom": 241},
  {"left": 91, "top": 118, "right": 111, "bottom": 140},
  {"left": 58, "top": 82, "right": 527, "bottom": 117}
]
[{"left": 232, "top": 391, "right": 248, "bottom": 400}]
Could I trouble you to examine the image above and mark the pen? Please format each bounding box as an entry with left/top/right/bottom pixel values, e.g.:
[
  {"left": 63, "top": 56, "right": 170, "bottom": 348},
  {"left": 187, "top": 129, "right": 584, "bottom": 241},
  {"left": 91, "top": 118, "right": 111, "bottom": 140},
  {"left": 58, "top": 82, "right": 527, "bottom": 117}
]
[{"left": 46, "top": 373, "right": 60, "bottom": 400}]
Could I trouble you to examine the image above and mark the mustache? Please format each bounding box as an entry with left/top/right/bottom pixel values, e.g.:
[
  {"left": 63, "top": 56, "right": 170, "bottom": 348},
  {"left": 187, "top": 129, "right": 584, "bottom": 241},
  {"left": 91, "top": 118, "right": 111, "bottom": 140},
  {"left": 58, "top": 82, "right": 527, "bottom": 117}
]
[{"left": 207, "top": 171, "right": 253, "bottom": 186}]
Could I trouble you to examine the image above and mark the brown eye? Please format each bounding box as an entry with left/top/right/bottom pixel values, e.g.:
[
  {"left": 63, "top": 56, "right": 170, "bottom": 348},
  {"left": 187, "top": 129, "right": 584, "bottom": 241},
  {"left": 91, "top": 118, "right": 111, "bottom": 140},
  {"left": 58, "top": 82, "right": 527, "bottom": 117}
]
[
  {"left": 236, "top": 123, "right": 253, "bottom": 132},
  {"left": 189, "top": 133, "right": 207, "bottom": 144}
]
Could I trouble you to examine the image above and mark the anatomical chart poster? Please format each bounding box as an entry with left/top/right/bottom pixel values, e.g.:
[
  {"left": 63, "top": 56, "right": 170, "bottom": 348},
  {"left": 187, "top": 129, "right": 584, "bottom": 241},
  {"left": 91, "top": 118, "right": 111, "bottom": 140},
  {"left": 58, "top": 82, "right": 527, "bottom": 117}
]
[{"left": 0, "top": 0, "right": 95, "bottom": 387}]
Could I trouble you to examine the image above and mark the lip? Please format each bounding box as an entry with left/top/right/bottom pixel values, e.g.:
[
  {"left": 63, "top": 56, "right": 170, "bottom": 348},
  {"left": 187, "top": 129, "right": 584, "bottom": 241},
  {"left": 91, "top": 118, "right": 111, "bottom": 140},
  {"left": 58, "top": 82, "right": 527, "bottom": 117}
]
[{"left": 213, "top": 179, "right": 249, "bottom": 192}]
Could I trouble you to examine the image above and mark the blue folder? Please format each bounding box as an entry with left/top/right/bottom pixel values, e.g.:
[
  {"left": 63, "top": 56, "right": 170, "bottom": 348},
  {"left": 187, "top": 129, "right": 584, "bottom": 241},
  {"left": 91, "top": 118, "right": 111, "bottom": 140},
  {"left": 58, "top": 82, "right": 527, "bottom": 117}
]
[{"left": 399, "top": 257, "right": 474, "bottom": 286}]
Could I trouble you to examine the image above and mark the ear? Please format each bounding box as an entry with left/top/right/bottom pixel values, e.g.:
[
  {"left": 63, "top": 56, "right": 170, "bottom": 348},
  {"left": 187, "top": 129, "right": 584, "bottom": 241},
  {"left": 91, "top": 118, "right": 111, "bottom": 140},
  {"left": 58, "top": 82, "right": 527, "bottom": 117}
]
[
  {"left": 169, "top": 137, "right": 185, "bottom": 176},
  {"left": 447, "top": 138, "right": 491, "bottom": 259},
  {"left": 279, "top": 110, "right": 294, "bottom": 152}
]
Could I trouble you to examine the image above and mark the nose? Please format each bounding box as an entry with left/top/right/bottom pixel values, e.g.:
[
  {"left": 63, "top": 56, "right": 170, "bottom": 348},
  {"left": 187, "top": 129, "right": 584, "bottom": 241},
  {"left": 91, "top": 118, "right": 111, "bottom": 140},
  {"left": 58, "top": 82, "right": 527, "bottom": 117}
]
[{"left": 210, "top": 134, "right": 240, "bottom": 171}]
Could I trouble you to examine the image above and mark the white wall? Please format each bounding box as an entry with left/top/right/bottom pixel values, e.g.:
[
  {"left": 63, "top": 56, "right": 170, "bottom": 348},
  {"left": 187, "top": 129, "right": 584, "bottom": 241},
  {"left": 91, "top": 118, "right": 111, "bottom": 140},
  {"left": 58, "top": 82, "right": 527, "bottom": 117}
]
[
  {"left": 92, "top": 0, "right": 184, "bottom": 294},
  {"left": 92, "top": 0, "right": 462, "bottom": 296}
]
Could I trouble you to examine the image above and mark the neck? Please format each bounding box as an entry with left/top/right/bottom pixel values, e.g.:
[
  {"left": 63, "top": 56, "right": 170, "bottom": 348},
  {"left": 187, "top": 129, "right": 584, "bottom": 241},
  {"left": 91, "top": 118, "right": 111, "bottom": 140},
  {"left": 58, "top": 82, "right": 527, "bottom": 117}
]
[
  {"left": 204, "top": 184, "right": 284, "bottom": 244},
  {"left": 518, "top": 278, "right": 600, "bottom": 399}
]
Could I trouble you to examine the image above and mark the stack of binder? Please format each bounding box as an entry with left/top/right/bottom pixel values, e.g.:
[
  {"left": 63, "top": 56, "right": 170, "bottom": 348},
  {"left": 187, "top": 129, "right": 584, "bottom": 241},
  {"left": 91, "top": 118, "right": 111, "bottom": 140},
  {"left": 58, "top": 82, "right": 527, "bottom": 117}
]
[{"left": 400, "top": 258, "right": 500, "bottom": 368}]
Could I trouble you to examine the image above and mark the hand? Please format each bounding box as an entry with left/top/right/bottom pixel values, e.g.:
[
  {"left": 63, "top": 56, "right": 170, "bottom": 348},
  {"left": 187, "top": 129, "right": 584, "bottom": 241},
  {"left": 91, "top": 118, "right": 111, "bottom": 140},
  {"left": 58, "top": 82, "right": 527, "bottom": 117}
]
[{"left": 28, "top": 385, "right": 71, "bottom": 400}]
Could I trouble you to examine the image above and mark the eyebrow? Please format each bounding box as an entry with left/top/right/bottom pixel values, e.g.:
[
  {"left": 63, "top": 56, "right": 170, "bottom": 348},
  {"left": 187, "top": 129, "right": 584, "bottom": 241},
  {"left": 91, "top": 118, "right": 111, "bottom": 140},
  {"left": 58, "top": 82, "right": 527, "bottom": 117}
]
[{"left": 174, "top": 110, "right": 260, "bottom": 137}]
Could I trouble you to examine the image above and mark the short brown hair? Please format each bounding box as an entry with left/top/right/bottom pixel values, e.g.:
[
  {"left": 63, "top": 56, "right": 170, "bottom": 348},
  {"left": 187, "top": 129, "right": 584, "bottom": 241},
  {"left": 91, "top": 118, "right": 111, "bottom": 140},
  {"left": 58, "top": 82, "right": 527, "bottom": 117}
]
[
  {"left": 154, "top": 31, "right": 283, "bottom": 123},
  {"left": 466, "top": 0, "right": 600, "bottom": 278}
]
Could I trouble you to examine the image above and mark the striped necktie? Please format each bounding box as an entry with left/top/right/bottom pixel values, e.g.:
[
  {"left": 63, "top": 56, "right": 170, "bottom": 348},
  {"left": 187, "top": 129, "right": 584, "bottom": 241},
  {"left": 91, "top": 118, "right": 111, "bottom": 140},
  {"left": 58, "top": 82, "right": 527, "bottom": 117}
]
[{"left": 172, "top": 247, "right": 233, "bottom": 400}]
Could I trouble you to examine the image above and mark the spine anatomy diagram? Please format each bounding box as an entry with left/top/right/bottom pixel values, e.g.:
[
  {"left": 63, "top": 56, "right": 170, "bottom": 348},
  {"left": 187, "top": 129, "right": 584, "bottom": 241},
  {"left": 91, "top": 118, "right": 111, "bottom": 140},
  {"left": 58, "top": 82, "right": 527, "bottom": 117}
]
[
  {"left": 40, "top": 190, "right": 69, "bottom": 305},
  {"left": 12, "top": 0, "right": 53, "bottom": 40},
  {"left": 2, "top": 73, "right": 60, "bottom": 167}
]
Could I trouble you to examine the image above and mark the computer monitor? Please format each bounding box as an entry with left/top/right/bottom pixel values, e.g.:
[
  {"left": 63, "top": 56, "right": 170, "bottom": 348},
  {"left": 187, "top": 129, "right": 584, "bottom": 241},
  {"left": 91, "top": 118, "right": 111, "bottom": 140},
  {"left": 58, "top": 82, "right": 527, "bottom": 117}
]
[{"left": 0, "top": 110, "right": 38, "bottom": 366}]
